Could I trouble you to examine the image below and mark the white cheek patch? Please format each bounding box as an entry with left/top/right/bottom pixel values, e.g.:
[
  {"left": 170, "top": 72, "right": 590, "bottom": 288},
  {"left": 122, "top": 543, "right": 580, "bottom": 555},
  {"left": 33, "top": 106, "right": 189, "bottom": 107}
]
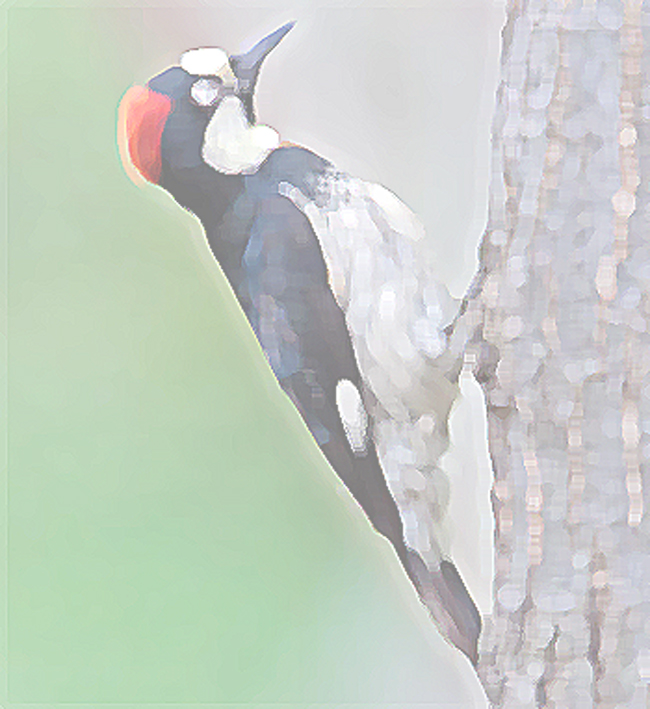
[
  {"left": 336, "top": 379, "right": 369, "bottom": 456},
  {"left": 181, "top": 47, "right": 229, "bottom": 76},
  {"left": 202, "top": 96, "right": 279, "bottom": 175}
]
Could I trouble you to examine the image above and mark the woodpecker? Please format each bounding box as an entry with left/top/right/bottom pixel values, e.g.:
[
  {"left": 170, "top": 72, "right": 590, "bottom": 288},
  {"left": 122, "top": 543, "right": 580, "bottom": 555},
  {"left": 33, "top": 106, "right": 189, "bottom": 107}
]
[{"left": 119, "top": 22, "right": 481, "bottom": 664}]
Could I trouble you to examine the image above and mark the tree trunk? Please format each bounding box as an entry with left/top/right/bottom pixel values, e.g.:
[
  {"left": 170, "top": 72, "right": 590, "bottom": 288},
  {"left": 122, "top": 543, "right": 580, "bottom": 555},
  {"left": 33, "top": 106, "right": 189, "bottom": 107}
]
[{"left": 467, "top": 0, "right": 650, "bottom": 705}]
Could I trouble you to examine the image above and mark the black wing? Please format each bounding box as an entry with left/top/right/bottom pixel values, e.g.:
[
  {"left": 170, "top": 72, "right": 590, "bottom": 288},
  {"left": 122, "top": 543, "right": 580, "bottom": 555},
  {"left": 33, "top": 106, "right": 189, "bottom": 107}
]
[{"left": 239, "top": 182, "right": 408, "bottom": 560}]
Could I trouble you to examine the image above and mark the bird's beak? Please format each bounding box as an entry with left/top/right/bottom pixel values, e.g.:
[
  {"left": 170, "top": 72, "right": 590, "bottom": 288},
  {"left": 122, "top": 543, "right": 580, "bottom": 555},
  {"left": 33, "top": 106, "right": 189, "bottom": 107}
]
[{"left": 230, "top": 21, "right": 295, "bottom": 87}]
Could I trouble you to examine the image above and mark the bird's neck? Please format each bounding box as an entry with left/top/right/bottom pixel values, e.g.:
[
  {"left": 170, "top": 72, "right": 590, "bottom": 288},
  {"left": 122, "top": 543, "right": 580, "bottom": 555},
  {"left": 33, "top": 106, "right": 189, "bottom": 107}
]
[{"left": 161, "top": 164, "right": 244, "bottom": 228}]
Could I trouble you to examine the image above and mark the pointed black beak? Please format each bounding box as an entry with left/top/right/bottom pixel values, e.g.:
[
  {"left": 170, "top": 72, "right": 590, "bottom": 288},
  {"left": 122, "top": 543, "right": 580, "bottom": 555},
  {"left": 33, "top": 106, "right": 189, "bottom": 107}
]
[{"left": 230, "top": 21, "right": 295, "bottom": 90}]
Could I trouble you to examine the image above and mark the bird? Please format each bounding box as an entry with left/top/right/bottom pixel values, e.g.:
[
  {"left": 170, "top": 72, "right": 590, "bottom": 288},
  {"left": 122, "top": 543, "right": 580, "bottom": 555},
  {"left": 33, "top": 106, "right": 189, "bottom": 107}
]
[{"left": 118, "top": 21, "right": 481, "bottom": 665}]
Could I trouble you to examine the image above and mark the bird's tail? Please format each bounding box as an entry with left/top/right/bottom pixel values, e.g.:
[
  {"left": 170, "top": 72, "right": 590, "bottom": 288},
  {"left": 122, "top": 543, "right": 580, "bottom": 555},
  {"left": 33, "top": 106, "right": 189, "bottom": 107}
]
[{"left": 402, "top": 547, "right": 481, "bottom": 666}]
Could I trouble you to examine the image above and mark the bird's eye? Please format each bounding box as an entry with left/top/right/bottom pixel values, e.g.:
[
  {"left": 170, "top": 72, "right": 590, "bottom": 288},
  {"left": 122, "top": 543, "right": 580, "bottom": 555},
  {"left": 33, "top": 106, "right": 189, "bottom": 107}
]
[{"left": 190, "top": 78, "right": 222, "bottom": 107}]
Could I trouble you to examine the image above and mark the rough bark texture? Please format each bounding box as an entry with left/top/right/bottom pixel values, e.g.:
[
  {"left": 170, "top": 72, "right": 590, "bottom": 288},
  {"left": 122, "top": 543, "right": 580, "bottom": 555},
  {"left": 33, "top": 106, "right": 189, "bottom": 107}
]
[{"left": 466, "top": 0, "right": 650, "bottom": 705}]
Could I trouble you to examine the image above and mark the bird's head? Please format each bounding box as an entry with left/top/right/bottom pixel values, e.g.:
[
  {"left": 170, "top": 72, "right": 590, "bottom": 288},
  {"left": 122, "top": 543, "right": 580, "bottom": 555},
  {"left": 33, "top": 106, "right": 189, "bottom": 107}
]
[{"left": 118, "top": 22, "right": 294, "bottom": 186}]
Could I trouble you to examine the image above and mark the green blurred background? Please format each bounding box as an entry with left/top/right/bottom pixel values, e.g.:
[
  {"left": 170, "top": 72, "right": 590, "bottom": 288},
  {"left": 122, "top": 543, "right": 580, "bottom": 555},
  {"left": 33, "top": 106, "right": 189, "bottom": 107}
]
[{"left": 4, "top": 2, "right": 500, "bottom": 705}]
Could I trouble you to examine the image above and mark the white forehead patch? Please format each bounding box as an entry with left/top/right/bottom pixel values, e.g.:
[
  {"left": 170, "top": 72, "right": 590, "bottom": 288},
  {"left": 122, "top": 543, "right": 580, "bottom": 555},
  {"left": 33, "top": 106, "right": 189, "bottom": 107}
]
[{"left": 180, "top": 47, "right": 229, "bottom": 76}]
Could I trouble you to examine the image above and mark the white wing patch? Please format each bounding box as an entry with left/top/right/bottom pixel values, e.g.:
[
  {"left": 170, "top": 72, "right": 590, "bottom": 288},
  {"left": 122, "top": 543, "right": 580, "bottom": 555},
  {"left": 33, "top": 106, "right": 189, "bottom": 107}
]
[
  {"left": 335, "top": 379, "right": 369, "bottom": 456},
  {"left": 202, "top": 97, "right": 279, "bottom": 175},
  {"left": 281, "top": 169, "right": 462, "bottom": 567}
]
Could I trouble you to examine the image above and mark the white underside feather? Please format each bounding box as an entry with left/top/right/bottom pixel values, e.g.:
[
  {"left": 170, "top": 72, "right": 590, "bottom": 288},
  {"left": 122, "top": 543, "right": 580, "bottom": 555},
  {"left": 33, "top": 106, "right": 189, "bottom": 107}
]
[{"left": 281, "top": 170, "right": 461, "bottom": 565}]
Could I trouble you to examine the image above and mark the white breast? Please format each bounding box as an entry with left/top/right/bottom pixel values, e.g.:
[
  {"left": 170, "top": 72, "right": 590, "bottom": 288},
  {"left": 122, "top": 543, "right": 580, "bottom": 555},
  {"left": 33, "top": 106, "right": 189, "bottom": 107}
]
[{"left": 281, "top": 170, "right": 461, "bottom": 565}]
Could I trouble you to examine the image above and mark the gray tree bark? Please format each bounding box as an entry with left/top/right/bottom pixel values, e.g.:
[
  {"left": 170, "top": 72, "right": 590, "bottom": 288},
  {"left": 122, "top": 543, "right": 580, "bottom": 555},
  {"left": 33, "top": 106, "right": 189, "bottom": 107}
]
[{"left": 459, "top": 0, "right": 650, "bottom": 706}]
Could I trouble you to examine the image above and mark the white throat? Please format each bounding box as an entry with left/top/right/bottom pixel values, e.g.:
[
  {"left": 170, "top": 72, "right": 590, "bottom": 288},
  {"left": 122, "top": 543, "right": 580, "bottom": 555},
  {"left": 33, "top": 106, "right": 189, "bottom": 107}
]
[{"left": 202, "top": 96, "right": 279, "bottom": 175}]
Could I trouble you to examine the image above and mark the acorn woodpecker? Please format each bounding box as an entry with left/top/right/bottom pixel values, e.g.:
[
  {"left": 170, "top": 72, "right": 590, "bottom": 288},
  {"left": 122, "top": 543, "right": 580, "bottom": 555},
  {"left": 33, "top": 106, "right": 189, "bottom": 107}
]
[{"left": 118, "top": 21, "right": 481, "bottom": 664}]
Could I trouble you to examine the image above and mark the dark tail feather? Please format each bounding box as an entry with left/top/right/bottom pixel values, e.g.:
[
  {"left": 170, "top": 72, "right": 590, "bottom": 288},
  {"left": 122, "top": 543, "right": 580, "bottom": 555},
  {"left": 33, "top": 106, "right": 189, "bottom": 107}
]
[{"left": 402, "top": 548, "right": 481, "bottom": 666}]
